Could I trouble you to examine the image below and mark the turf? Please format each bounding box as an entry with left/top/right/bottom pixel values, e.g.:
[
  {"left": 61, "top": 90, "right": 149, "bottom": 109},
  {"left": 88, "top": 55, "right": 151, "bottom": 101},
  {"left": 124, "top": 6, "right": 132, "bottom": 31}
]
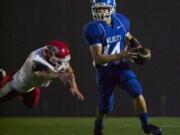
[{"left": 0, "top": 117, "right": 179, "bottom": 135}]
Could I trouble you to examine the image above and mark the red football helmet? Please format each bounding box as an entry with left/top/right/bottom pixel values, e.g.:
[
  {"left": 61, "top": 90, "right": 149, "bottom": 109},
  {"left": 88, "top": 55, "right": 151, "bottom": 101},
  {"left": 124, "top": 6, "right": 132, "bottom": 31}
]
[{"left": 43, "top": 40, "right": 71, "bottom": 72}]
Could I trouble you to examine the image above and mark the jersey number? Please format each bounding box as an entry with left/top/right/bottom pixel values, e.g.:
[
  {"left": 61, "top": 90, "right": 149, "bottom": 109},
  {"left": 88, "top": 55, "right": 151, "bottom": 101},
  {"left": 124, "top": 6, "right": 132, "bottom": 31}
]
[{"left": 103, "top": 42, "right": 121, "bottom": 66}]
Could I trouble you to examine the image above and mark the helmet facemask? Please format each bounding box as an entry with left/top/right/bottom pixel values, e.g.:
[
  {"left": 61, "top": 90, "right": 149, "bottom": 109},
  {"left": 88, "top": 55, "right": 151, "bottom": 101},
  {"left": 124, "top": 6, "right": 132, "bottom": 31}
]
[
  {"left": 91, "top": 2, "right": 115, "bottom": 21},
  {"left": 49, "top": 54, "right": 70, "bottom": 72}
]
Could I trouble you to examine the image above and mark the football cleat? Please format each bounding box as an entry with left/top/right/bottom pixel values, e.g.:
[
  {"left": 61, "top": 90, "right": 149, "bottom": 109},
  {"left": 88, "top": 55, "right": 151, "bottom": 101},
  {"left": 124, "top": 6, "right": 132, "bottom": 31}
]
[
  {"left": 142, "top": 123, "right": 163, "bottom": 135},
  {"left": 94, "top": 127, "right": 104, "bottom": 135},
  {"left": 94, "top": 119, "right": 104, "bottom": 135}
]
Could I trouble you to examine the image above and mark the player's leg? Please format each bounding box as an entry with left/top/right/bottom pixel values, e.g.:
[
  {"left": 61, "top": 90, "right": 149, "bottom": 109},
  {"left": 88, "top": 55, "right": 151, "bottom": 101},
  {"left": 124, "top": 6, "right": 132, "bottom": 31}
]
[
  {"left": 0, "top": 71, "right": 19, "bottom": 102},
  {"left": 118, "top": 70, "right": 163, "bottom": 135},
  {"left": 0, "top": 89, "right": 21, "bottom": 103},
  {"left": 134, "top": 95, "right": 163, "bottom": 135},
  {"left": 94, "top": 72, "right": 116, "bottom": 135},
  {"left": 0, "top": 70, "right": 40, "bottom": 107},
  {"left": 22, "top": 87, "right": 40, "bottom": 108},
  {"left": 94, "top": 94, "right": 115, "bottom": 135},
  {"left": 0, "top": 86, "right": 41, "bottom": 108},
  {"left": 94, "top": 92, "right": 115, "bottom": 135}
]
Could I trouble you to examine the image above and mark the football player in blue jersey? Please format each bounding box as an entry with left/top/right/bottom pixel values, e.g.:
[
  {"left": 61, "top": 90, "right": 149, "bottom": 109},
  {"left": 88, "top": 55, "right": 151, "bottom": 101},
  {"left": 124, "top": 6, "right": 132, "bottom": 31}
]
[{"left": 83, "top": 0, "right": 163, "bottom": 135}]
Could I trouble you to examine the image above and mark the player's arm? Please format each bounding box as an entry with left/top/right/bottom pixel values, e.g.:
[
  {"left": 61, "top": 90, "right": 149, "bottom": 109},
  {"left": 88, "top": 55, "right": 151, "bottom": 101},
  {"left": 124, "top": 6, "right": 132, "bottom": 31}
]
[
  {"left": 33, "top": 62, "right": 84, "bottom": 100},
  {"left": 34, "top": 70, "right": 62, "bottom": 79},
  {"left": 125, "top": 32, "right": 151, "bottom": 64},
  {"left": 125, "top": 32, "right": 151, "bottom": 55},
  {"left": 125, "top": 32, "right": 142, "bottom": 48},
  {"left": 64, "top": 65, "right": 84, "bottom": 101},
  {"left": 32, "top": 61, "right": 71, "bottom": 81},
  {"left": 32, "top": 62, "right": 61, "bottom": 79},
  {"left": 90, "top": 45, "right": 137, "bottom": 65}
]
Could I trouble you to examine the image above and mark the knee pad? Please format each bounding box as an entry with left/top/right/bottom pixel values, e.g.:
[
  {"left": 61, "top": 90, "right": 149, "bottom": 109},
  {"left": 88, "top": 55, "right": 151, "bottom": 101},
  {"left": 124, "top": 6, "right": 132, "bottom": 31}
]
[{"left": 124, "top": 79, "right": 143, "bottom": 98}]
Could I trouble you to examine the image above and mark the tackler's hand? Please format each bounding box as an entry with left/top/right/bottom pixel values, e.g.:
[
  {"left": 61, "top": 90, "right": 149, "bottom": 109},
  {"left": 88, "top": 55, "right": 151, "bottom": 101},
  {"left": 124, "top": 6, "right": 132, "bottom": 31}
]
[
  {"left": 70, "top": 86, "right": 85, "bottom": 101},
  {"left": 58, "top": 72, "right": 73, "bottom": 85}
]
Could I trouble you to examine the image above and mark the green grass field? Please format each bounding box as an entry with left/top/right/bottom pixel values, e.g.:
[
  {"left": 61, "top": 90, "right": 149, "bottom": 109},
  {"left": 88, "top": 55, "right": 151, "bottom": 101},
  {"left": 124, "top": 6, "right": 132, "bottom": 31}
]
[{"left": 0, "top": 117, "right": 179, "bottom": 135}]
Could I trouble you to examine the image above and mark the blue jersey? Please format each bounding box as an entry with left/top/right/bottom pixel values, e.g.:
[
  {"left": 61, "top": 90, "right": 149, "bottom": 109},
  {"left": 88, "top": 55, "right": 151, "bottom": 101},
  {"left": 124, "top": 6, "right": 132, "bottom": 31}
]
[
  {"left": 83, "top": 13, "right": 130, "bottom": 68},
  {"left": 83, "top": 13, "right": 143, "bottom": 113}
]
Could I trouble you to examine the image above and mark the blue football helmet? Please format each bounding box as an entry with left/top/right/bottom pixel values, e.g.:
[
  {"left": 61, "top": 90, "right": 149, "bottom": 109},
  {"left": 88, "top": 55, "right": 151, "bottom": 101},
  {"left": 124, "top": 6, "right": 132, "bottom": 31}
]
[{"left": 91, "top": 0, "right": 116, "bottom": 21}]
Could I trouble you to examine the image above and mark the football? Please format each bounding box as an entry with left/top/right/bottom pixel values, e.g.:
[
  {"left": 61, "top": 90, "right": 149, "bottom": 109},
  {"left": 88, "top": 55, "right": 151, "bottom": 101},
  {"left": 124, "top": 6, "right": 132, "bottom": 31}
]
[{"left": 132, "top": 47, "right": 151, "bottom": 65}]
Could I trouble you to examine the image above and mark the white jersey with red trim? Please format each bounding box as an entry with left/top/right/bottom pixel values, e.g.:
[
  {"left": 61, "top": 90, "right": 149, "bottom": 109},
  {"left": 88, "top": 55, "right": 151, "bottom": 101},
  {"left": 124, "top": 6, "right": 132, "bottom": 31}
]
[{"left": 10, "top": 47, "right": 55, "bottom": 93}]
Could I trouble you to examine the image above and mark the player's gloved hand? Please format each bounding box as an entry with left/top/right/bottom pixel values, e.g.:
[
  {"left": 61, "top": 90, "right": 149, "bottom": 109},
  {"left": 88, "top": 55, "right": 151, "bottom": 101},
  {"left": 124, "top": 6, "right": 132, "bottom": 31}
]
[
  {"left": 120, "top": 45, "right": 138, "bottom": 60},
  {"left": 129, "top": 47, "right": 151, "bottom": 65}
]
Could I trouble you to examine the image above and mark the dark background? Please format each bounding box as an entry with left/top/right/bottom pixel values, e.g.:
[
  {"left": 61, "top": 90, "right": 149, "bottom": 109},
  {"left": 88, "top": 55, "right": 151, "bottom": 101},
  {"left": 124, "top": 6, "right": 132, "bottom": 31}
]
[{"left": 0, "top": 0, "right": 179, "bottom": 117}]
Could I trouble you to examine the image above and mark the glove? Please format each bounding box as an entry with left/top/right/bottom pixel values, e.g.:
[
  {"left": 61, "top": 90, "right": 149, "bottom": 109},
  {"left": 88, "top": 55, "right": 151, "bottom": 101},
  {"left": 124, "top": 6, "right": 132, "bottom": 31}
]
[{"left": 130, "top": 47, "right": 151, "bottom": 65}]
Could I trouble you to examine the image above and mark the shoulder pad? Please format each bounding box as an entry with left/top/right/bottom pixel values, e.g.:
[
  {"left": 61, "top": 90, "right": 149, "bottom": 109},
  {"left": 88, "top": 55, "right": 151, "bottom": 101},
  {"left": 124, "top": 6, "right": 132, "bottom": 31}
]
[
  {"left": 113, "top": 13, "right": 130, "bottom": 33},
  {"left": 84, "top": 21, "right": 104, "bottom": 37}
]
